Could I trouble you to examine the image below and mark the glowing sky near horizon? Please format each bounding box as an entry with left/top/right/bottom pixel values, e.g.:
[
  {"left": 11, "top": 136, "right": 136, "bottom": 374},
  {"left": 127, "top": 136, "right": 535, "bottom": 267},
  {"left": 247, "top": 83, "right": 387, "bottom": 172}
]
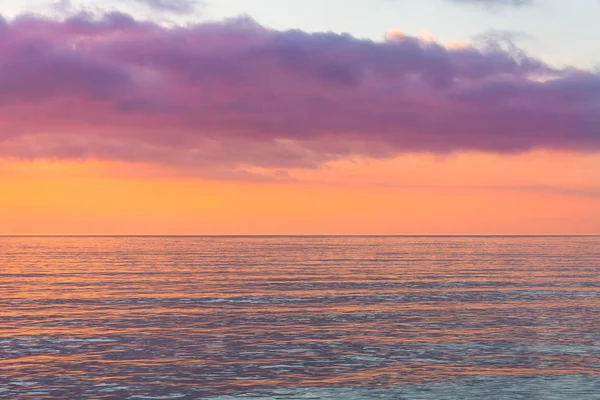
[{"left": 0, "top": 0, "right": 598, "bottom": 234}]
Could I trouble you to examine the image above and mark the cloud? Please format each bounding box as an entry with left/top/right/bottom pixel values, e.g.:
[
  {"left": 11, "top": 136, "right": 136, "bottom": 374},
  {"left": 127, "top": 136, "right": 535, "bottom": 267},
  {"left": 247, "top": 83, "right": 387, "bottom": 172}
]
[
  {"left": 0, "top": 13, "right": 597, "bottom": 171},
  {"left": 373, "top": 183, "right": 600, "bottom": 199},
  {"left": 50, "top": 0, "right": 204, "bottom": 15},
  {"left": 450, "top": 0, "right": 534, "bottom": 7},
  {"left": 132, "top": 0, "right": 203, "bottom": 13}
]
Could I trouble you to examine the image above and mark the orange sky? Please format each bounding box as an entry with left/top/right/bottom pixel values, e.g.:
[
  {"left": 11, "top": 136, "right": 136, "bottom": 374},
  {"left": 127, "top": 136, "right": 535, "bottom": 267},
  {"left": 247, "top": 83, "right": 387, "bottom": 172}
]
[
  {"left": 1, "top": 151, "right": 598, "bottom": 235},
  {"left": 0, "top": 10, "right": 598, "bottom": 236}
]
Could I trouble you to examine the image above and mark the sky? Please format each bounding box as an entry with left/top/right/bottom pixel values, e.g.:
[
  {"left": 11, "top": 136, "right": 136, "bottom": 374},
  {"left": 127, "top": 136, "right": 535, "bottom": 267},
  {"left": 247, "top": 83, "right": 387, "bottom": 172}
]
[{"left": 0, "top": 0, "right": 598, "bottom": 235}]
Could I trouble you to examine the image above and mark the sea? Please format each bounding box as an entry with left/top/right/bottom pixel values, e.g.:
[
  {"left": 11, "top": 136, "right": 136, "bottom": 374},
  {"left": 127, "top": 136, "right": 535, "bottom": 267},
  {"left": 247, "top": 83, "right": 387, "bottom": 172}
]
[{"left": 1, "top": 236, "right": 599, "bottom": 399}]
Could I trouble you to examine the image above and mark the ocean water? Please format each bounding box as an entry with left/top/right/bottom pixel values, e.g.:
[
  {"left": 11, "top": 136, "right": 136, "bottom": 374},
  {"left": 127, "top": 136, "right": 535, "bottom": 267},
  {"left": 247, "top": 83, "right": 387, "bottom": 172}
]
[{"left": 1, "top": 236, "right": 599, "bottom": 399}]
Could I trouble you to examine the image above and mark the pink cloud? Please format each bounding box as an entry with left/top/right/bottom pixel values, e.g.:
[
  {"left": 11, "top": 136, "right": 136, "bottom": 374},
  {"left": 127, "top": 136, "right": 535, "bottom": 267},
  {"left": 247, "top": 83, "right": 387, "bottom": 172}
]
[{"left": 0, "top": 13, "right": 598, "bottom": 170}]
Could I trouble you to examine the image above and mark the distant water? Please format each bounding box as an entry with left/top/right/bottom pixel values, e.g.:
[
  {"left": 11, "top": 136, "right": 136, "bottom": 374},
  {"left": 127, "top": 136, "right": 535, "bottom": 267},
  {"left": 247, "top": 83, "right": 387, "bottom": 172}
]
[{"left": 1, "top": 236, "right": 599, "bottom": 399}]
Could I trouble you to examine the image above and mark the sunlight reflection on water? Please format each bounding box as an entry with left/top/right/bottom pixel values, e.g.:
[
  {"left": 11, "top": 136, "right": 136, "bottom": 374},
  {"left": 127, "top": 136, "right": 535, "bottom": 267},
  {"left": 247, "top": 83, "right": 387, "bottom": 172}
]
[{"left": 0, "top": 236, "right": 598, "bottom": 399}]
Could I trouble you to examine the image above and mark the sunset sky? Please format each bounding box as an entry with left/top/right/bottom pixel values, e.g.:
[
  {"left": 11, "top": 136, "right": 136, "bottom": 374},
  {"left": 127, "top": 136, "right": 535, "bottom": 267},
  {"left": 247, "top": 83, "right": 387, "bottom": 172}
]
[{"left": 0, "top": 0, "right": 598, "bottom": 235}]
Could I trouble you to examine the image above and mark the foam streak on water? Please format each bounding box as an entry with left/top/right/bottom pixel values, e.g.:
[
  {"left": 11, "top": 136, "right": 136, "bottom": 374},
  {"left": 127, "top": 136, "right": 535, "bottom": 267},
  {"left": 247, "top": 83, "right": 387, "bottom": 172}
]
[{"left": 0, "top": 236, "right": 599, "bottom": 399}]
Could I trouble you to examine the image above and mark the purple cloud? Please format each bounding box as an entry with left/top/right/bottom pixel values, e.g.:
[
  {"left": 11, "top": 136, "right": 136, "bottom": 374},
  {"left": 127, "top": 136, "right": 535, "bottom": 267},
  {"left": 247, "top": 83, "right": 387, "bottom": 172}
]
[{"left": 0, "top": 13, "right": 597, "bottom": 170}]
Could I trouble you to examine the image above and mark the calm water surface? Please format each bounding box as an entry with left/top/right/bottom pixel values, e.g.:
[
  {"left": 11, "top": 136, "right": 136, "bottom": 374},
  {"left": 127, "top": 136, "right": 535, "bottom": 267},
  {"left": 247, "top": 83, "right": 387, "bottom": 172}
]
[{"left": 1, "top": 236, "right": 599, "bottom": 399}]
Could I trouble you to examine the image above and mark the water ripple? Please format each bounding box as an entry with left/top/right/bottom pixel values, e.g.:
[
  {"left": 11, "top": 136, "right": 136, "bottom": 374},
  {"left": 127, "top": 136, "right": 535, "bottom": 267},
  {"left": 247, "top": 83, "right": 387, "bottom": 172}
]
[{"left": 0, "top": 236, "right": 598, "bottom": 399}]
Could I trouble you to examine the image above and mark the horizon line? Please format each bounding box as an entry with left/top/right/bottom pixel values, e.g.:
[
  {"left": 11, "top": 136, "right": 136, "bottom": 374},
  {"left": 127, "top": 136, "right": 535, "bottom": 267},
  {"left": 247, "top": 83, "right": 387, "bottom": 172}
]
[{"left": 1, "top": 234, "right": 599, "bottom": 238}]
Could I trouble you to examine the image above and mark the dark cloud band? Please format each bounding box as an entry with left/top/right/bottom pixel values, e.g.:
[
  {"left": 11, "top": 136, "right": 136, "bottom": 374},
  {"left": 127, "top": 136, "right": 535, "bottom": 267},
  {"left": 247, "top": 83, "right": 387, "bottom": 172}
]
[{"left": 0, "top": 13, "right": 597, "bottom": 169}]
